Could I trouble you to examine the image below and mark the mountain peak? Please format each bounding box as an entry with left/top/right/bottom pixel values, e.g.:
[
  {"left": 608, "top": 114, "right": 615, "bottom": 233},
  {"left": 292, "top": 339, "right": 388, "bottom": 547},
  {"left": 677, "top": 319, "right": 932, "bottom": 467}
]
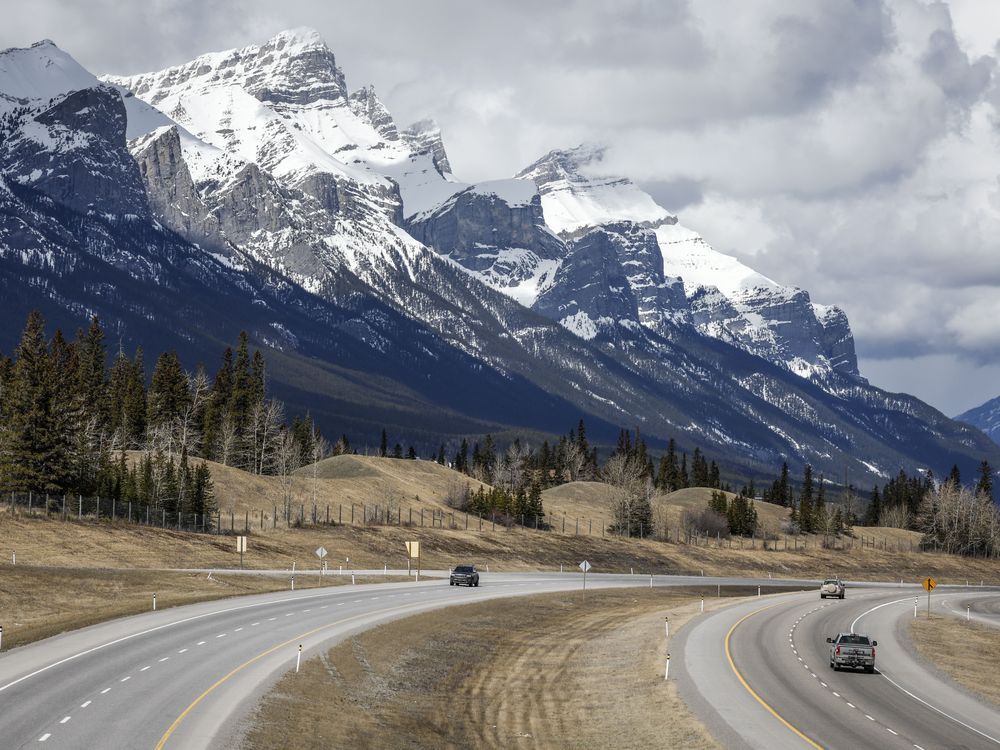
[
  {"left": 517, "top": 143, "right": 673, "bottom": 236},
  {"left": 0, "top": 39, "right": 98, "bottom": 115},
  {"left": 267, "top": 27, "right": 326, "bottom": 49}
]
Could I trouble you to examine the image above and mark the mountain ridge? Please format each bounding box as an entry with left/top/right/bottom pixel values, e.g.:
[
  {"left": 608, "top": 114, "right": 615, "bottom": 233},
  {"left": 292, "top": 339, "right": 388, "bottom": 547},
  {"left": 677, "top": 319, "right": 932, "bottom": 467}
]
[{"left": 1, "top": 29, "right": 996, "bottom": 485}]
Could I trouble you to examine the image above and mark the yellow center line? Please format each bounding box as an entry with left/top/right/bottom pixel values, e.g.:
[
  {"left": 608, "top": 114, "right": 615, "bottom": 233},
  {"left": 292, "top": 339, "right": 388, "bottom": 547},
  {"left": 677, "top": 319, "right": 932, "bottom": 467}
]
[
  {"left": 154, "top": 600, "right": 441, "bottom": 749},
  {"left": 725, "top": 601, "right": 825, "bottom": 750}
]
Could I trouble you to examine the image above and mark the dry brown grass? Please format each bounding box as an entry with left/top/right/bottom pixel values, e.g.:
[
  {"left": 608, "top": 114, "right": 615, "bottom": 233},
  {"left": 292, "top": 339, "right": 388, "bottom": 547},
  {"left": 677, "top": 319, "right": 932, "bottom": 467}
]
[
  {"left": 908, "top": 613, "right": 1000, "bottom": 709},
  {"left": 542, "top": 484, "right": 789, "bottom": 536},
  {"left": 0, "top": 564, "right": 404, "bottom": 650},
  {"left": 0, "top": 568, "right": 275, "bottom": 649},
  {"left": 196, "top": 453, "right": 489, "bottom": 519},
  {"left": 243, "top": 588, "right": 724, "bottom": 750},
  {"left": 2, "top": 510, "right": 998, "bottom": 586}
]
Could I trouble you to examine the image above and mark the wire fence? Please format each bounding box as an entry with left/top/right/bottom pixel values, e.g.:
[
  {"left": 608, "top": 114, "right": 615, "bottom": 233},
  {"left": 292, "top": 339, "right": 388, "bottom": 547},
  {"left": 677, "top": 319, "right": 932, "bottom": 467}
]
[{"left": 3, "top": 490, "right": 968, "bottom": 558}]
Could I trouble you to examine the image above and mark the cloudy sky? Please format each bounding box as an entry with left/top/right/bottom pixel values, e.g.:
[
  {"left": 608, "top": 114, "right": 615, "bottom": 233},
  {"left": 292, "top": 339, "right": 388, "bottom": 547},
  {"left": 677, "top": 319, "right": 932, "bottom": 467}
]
[{"left": 4, "top": 0, "right": 1000, "bottom": 416}]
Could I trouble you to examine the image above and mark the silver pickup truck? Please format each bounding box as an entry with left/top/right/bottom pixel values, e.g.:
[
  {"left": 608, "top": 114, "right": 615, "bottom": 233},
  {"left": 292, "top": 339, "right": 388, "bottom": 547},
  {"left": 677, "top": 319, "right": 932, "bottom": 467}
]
[
  {"left": 820, "top": 578, "right": 845, "bottom": 599},
  {"left": 827, "top": 633, "right": 877, "bottom": 672}
]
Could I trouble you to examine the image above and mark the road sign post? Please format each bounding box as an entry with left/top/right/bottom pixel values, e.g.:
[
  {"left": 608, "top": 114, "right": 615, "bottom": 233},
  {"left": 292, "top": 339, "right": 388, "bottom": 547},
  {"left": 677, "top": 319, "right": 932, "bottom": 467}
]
[
  {"left": 236, "top": 535, "right": 247, "bottom": 569},
  {"left": 315, "top": 546, "right": 327, "bottom": 580},
  {"left": 405, "top": 542, "right": 420, "bottom": 582},
  {"left": 922, "top": 576, "right": 936, "bottom": 618},
  {"left": 579, "top": 560, "right": 591, "bottom": 601}
]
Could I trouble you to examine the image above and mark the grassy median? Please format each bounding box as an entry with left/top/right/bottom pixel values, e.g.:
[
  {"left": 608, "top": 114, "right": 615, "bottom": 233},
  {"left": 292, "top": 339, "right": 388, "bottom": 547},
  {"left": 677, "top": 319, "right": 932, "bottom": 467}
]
[
  {"left": 908, "top": 613, "right": 1000, "bottom": 709},
  {"left": 244, "top": 588, "right": 728, "bottom": 750}
]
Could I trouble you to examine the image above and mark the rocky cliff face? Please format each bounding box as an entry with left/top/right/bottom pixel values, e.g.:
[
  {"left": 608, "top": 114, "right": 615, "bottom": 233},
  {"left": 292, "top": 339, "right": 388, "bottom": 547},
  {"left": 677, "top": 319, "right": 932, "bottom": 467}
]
[
  {"left": 1, "top": 85, "right": 150, "bottom": 218},
  {"left": 406, "top": 181, "right": 564, "bottom": 303}
]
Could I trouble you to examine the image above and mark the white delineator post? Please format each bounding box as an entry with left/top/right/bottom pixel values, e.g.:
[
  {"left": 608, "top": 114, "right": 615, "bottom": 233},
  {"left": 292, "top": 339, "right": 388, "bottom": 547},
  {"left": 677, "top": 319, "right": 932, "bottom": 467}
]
[
  {"left": 152, "top": 593, "right": 156, "bottom": 611},
  {"left": 291, "top": 576, "right": 295, "bottom": 591},
  {"left": 352, "top": 574, "right": 355, "bottom": 585},
  {"left": 664, "top": 652, "right": 670, "bottom": 681},
  {"left": 700, "top": 595, "right": 704, "bottom": 613},
  {"left": 914, "top": 597, "right": 918, "bottom": 618},
  {"left": 1, "top": 624, "right": 4, "bottom": 651},
  {"left": 665, "top": 617, "right": 669, "bottom": 639},
  {"left": 967, "top": 607, "right": 971, "bottom": 621},
  {"left": 296, "top": 644, "right": 302, "bottom": 673}
]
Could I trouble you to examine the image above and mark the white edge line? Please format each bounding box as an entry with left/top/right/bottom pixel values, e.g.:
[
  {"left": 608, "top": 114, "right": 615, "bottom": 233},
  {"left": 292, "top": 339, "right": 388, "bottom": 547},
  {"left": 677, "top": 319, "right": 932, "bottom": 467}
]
[{"left": 880, "top": 670, "right": 1000, "bottom": 745}]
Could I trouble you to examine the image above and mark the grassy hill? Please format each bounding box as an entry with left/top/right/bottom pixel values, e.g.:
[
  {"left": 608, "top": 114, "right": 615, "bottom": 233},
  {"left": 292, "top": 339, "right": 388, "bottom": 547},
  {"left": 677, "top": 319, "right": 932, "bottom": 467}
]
[
  {"left": 190, "top": 455, "right": 488, "bottom": 520},
  {"left": 542, "top": 483, "right": 790, "bottom": 534}
]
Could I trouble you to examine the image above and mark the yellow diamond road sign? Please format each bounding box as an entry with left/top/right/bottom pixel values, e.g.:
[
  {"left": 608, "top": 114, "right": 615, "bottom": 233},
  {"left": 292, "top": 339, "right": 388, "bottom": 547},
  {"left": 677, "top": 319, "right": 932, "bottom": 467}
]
[{"left": 922, "top": 577, "right": 936, "bottom": 591}]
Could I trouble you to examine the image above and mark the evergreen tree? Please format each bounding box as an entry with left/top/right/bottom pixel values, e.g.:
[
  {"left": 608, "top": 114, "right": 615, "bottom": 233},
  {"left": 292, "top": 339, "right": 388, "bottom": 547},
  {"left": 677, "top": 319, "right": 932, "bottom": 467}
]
[
  {"left": 864, "top": 486, "right": 882, "bottom": 526},
  {"left": 147, "top": 351, "right": 190, "bottom": 437},
  {"left": 76, "top": 317, "right": 108, "bottom": 432},
  {"left": 379, "top": 428, "right": 388, "bottom": 458},
  {"left": 948, "top": 464, "right": 962, "bottom": 487},
  {"left": 407, "top": 445, "right": 417, "bottom": 460},
  {"left": 0, "top": 312, "right": 61, "bottom": 492},
  {"left": 202, "top": 347, "right": 233, "bottom": 461},
  {"left": 976, "top": 460, "right": 994, "bottom": 501},
  {"left": 816, "top": 475, "right": 827, "bottom": 531},
  {"left": 392, "top": 442, "right": 403, "bottom": 459},
  {"left": 799, "top": 464, "right": 814, "bottom": 533},
  {"left": 436, "top": 444, "right": 446, "bottom": 465}
]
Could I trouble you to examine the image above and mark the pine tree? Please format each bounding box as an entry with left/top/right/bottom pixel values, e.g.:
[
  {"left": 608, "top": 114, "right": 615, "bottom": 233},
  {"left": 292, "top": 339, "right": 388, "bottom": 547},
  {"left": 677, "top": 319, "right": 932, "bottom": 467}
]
[
  {"left": 799, "top": 464, "right": 814, "bottom": 533},
  {"left": 816, "top": 475, "right": 827, "bottom": 532},
  {"left": 76, "top": 317, "right": 108, "bottom": 432},
  {"left": 407, "top": 445, "right": 417, "bottom": 460},
  {"left": 864, "top": 486, "right": 882, "bottom": 526},
  {"left": 948, "top": 464, "right": 962, "bottom": 487},
  {"left": 202, "top": 347, "right": 233, "bottom": 461},
  {"left": 147, "top": 352, "right": 190, "bottom": 439},
  {"left": 436, "top": 444, "right": 446, "bottom": 465},
  {"left": 0, "top": 312, "right": 61, "bottom": 492},
  {"left": 976, "top": 460, "right": 994, "bottom": 501},
  {"left": 379, "top": 428, "right": 388, "bottom": 458}
]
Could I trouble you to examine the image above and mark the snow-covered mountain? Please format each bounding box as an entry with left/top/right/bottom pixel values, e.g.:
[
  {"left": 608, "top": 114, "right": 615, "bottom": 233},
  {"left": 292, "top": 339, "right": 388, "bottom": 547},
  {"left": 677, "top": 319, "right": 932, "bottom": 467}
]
[
  {"left": 956, "top": 397, "right": 1000, "bottom": 446},
  {"left": 1, "top": 29, "right": 997, "bottom": 484}
]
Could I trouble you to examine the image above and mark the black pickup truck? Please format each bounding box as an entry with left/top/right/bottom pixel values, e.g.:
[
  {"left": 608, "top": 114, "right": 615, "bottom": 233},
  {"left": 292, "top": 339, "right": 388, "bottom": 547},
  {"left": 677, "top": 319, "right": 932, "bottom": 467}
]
[{"left": 450, "top": 565, "right": 480, "bottom": 587}]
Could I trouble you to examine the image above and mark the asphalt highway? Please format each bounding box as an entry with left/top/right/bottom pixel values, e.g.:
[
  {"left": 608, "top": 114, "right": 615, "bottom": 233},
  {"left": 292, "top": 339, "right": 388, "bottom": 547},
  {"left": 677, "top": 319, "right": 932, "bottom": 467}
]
[
  {"left": 0, "top": 570, "right": 810, "bottom": 749},
  {"left": 676, "top": 586, "right": 1000, "bottom": 750}
]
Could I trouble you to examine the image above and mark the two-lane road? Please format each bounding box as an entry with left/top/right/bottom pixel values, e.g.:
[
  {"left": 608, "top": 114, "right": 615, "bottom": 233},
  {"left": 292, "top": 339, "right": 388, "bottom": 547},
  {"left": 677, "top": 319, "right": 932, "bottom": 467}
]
[{"left": 677, "top": 586, "right": 1000, "bottom": 749}]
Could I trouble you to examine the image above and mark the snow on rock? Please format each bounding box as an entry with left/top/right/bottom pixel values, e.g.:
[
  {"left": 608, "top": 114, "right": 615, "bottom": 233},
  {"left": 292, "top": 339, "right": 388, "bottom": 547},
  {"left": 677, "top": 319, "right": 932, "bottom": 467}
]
[
  {"left": 516, "top": 144, "right": 674, "bottom": 236},
  {"left": 0, "top": 40, "right": 98, "bottom": 115}
]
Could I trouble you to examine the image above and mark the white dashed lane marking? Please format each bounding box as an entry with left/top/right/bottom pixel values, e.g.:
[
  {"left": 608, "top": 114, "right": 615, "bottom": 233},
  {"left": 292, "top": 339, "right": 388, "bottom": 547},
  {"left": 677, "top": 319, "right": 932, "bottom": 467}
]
[
  {"left": 100, "top": 688, "right": 111, "bottom": 695},
  {"left": 59, "top": 716, "right": 71, "bottom": 724},
  {"left": 38, "top": 733, "right": 50, "bottom": 742},
  {"left": 140, "top": 666, "right": 151, "bottom": 672},
  {"left": 178, "top": 648, "right": 188, "bottom": 653},
  {"left": 120, "top": 676, "right": 131, "bottom": 683},
  {"left": 80, "top": 701, "right": 91, "bottom": 708}
]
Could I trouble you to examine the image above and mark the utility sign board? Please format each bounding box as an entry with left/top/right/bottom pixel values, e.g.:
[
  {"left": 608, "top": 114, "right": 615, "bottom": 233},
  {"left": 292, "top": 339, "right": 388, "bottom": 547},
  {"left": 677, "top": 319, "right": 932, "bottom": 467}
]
[
  {"left": 236, "top": 536, "right": 247, "bottom": 553},
  {"left": 315, "top": 546, "right": 328, "bottom": 559},
  {"left": 405, "top": 541, "right": 420, "bottom": 558},
  {"left": 579, "top": 560, "right": 591, "bottom": 573},
  {"left": 922, "top": 577, "right": 936, "bottom": 591}
]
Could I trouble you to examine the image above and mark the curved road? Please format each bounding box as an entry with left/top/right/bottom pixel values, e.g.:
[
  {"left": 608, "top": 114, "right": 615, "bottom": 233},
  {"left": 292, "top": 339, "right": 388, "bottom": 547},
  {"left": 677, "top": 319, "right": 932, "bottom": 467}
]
[
  {"left": 677, "top": 586, "right": 1000, "bottom": 749},
  {"left": 0, "top": 570, "right": 809, "bottom": 749}
]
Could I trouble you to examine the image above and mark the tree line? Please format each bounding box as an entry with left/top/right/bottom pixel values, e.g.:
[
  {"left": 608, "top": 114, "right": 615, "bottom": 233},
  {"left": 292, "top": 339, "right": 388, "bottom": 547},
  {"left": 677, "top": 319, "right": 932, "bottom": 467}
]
[{"left": 0, "top": 312, "right": 333, "bottom": 524}]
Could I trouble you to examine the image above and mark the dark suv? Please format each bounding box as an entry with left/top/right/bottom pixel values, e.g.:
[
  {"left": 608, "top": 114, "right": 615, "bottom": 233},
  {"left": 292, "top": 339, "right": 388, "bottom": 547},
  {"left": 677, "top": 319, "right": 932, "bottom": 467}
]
[{"left": 450, "top": 565, "right": 480, "bottom": 587}]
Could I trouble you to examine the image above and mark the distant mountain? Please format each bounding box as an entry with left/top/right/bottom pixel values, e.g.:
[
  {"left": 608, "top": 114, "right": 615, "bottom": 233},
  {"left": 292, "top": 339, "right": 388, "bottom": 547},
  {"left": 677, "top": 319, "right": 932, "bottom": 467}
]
[
  {"left": 1, "top": 30, "right": 998, "bottom": 484},
  {"left": 955, "top": 397, "right": 1000, "bottom": 446}
]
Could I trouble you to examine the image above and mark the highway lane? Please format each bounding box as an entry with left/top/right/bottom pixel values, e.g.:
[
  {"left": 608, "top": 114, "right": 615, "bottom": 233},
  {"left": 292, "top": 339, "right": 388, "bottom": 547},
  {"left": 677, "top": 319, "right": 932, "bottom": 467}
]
[
  {"left": 0, "top": 571, "right": 811, "bottom": 749},
  {"left": 677, "top": 586, "right": 1000, "bottom": 750},
  {"left": 937, "top": 591, "right": 1000, "bottom": 628}
]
